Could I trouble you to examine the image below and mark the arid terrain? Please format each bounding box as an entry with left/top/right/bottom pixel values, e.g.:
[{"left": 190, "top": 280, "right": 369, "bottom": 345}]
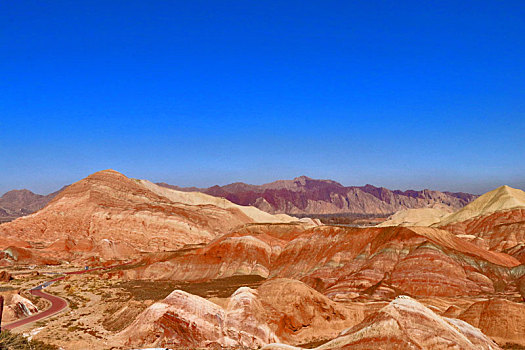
[
  {"left": 3, "top": 0, "right": 523, "bottom": 348},
  {"left": 1, "top": 170, "right": 524, "bottom": 349}
]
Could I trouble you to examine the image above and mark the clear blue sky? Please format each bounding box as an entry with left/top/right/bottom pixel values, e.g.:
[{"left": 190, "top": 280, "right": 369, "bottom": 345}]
[{"left": 1, "top": 1, "right": 524, "bottom": 195}]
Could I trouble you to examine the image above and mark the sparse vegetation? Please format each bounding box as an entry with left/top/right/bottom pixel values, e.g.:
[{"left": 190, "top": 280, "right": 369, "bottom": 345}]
[
  {"left": 117, "top": 274, "right": 266, "bottom": 300},
  {"left": 0, "top": 330, "right": 58, "bottom": 350}
]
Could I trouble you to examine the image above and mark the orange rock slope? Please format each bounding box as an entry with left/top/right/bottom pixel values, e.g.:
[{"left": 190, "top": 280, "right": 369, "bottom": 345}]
[
  {"left": 459, "top": 298, "right": 525, "bottom": 347},
  {"left": 129, "top": 223, "right": 520, "bottom": 300},
  {"left": 440, "top": 209, "right": 525, "bottom": 256},
  {"left": 116, "top": 195, "right": 525, "bottom": 347},
  {"left": 273, "top": 225, "right": 518, "bottom": 299}
]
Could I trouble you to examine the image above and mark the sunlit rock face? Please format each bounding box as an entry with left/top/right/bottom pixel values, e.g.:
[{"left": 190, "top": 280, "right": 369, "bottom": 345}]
[
  {"left": 119, "top": 279, "right": 515, "bottom": 349},
  {"left": 318, "top": 296, "right": 501, "bottom": 350},
  {"left": 0, "top": 170, "right": 251, "bottom": 252},
  {"left": 437, "top": 185, "right": 525, "bottom": 227},
  {"left": 255, "top": 279, "right": 373, "bottom": 346},
  {"left": 440, "top": 208, "right": 525, "bottom": 256},
  {"left": 123, "top": 222, "right": 312, "bottom": 281},
  {"left": 377, "top": 207, "right": 453, "bottom": 227},
  {"left": 436, "top": 186, "right": 525, "bottom": 257}
]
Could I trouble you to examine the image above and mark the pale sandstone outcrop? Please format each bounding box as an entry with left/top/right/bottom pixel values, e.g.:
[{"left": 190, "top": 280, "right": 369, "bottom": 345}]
[
  {"left": 437, "top": 185, "right": 525, "bottom": 227},
  {"left": 140, "top": 179, "right": 299, "bottom": 223},
  {"left": 378, "top": 207, "right": 452, "bottom": 227},
  {"left": 118, "top": 288, "right": 279, "bottom": 348}
]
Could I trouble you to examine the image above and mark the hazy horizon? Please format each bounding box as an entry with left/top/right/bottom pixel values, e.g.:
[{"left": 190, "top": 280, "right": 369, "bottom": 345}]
[
  {"left": 1, "top": 168, "right": 524, "bottom": 197},
  {"left": 2, "top": 1, "right": 524, "bottom": 195}
]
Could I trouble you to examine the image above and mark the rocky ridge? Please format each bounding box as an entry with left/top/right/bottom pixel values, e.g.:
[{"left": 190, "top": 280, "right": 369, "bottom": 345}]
[{"left": 159, "top": 176, "right": 478, "bottom": 215}]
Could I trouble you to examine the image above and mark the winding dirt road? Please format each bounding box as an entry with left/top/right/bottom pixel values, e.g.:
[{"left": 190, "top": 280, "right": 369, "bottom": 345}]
[{"left": 3, "top": 263, "right": 129, "bottom": 331}]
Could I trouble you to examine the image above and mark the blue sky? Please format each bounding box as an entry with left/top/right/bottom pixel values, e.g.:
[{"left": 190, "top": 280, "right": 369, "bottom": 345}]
[{"left": 1, "top": 1, "right": 524, "bottom": 195}]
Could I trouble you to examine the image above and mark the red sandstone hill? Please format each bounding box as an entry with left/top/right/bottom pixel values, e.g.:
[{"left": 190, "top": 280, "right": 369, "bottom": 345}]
[
  {"left": 159, "top": 176, "right": 477, "bottom": 215},
  {"left": 117, "top": 279, "right": 369, "bottom": 348},
  {"left": 0, "top": 170, "right": 298, "bottom": 264}
]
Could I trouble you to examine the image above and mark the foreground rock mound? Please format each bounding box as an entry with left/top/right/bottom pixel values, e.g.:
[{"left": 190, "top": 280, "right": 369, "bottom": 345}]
[
  {"left": 0, "top": 291, "right": 39, "bottom": 323},
  {"left": 255, "top": 279, "right": 372, "bottom": 345},
  {"left": 264, "top": 296, "right": 501, "bottom": 350},
  {"left": 118, "top": 287, "right": 278, "bottom": 348},
  {"left": 118, "top": 279, "right": 374, "bottom": 348}
]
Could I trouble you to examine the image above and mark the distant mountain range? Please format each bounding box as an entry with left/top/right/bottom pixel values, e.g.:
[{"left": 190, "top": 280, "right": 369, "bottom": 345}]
[
  {"left": 157, "top": 176, "right": 478, "bottom": 216},
  {"left": 0, "top": 188, "right": 64, "bottom": 222},
  {"left": 0, "top": 175, "right": 478, "bottom": 222}
]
